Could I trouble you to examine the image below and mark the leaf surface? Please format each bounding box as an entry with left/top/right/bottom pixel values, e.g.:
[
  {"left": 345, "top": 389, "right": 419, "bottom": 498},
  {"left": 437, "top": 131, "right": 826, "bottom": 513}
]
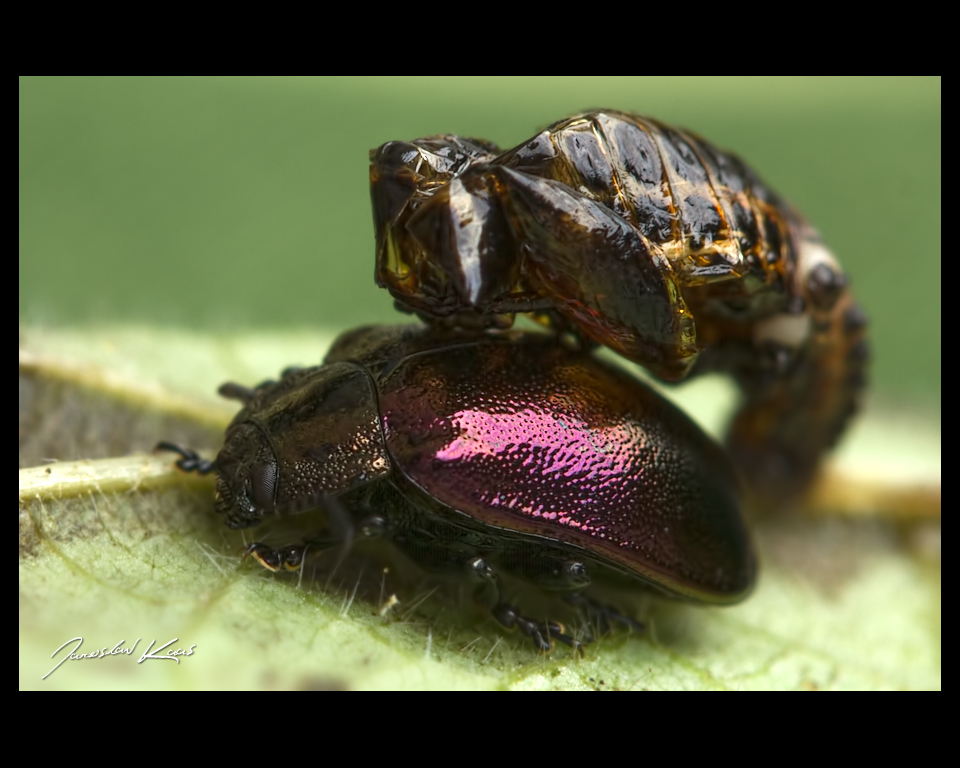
[{"left": 19, "top": 326, "right": 940, "bottom": 690}]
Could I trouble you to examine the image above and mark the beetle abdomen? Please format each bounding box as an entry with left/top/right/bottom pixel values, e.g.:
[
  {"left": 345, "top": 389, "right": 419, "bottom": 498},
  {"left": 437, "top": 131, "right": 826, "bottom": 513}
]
[{"left": 497, "top": 111, "right": 792, "bottom": 287}]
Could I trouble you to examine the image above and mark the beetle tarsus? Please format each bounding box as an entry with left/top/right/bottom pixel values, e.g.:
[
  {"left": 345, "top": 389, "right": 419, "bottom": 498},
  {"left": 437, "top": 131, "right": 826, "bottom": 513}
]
[
  {"left": 244, "top": 542, "right": 307, "bottom": 572},
  {"left": 466, "top": 555, "right": 579, "bottom": 651},
  {"left": 492, "top": 604, "right": 580, "bottom": 652}
]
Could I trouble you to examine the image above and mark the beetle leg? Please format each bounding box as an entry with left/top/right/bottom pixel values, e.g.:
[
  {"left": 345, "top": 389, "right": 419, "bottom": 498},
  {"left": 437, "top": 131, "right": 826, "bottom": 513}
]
[
  {"left": 219, "top": 373, "right": 309, "bottom": 407},
  {"left": 154, "top": 442, "right": 216, "bottom": 474},
  {"left": 241, "top": 521, "right": 380, "bottom": 575},
  {"left": 224, "top": 366, "right": 308, "bottom": 400},
  {"left": 491, "top": 603, "right": 579, "bottom": 652},
  {"left": 244, "top": 542, "right": 308, "bottom": 572},
  {"left": 564, "top": 591, "right": 645, "bottom": 636},
  {"left": 467, "top": 556, "right": 580, "bottom": 652},
  {"left": 217, "top": 381, "right": 259, "bottom": 403},
  {"left": 495, "top": 547, "right": 643, "bottom": 640},
  {"left": 242, "top": 486, "right": 387, "bottom": 575}
]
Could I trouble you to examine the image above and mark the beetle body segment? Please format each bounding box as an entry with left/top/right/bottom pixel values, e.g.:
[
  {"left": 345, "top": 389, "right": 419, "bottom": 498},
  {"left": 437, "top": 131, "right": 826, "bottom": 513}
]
[
  {"left": 370, "top": 111, "right": 869, "bottom": 504},
  {"left": 210, "top": 325, "right": 754, "bottom": 634}
]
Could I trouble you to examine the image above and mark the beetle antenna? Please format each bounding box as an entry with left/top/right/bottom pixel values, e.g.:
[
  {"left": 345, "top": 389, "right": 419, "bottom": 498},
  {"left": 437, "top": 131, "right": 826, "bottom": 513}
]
[{"left": 154, "top": 441, "right": 217, "bottom": 475}]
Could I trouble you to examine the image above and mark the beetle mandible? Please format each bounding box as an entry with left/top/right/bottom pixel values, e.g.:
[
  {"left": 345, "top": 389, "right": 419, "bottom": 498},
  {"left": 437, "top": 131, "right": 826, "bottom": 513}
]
[
  {"left": 161, "top": 324, "right": 754, "bottom": 651},
  {"left": 370, "top": 110, "right": 869, "bottom": 504}
]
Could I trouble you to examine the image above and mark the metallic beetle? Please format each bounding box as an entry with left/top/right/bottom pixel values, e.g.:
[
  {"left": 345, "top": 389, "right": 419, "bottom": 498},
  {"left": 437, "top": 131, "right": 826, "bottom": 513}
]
[
  {"left": 370, "top": 110, "right": 869, "bottom": 504},
  {"left": 162, "top": 325, "right": 754, "bottom": 650}
]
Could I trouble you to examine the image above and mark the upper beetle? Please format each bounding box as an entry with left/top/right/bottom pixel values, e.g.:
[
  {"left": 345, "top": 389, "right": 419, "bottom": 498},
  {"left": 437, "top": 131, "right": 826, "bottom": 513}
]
[
  {"left": 370, "top": 110, "right": 869, "bottom": 504},
  {"left": 162, "top": 324, "right": 754, "bottom": 651}
]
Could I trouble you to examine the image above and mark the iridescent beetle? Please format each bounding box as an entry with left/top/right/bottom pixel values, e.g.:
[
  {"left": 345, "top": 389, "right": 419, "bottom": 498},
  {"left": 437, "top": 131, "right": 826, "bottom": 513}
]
[
  {"left": 161, "top": 325, "right": 754, "bottom": 650},
  {"left": 370, "top": 110, "right": 869, "bottom": 504}
]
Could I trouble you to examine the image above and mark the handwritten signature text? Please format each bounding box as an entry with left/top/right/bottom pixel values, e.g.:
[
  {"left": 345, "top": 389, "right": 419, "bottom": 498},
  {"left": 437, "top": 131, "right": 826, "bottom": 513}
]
[{"left": 43, "top": 637, "right": 197, "bottom": 680}]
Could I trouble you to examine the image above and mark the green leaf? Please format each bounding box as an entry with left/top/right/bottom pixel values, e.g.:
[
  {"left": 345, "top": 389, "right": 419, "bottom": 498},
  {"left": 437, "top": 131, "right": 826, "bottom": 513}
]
[{"left": 19, "top": 326, "right": 940, "bottom": 690}]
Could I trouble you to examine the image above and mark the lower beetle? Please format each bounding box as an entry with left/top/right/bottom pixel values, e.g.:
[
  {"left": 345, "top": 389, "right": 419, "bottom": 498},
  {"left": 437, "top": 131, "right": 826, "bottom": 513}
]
[{"left": 161, "top": 325, "right": 755, "bottom": 650}]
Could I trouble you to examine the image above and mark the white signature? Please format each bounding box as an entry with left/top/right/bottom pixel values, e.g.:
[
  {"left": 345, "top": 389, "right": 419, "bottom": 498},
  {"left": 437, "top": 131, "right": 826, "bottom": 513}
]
[{"left": 43, "top": 637, "right": 197, "bottom": 680}]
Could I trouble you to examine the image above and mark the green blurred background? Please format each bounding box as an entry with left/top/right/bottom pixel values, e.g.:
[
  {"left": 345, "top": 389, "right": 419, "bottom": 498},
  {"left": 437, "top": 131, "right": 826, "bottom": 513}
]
[{"left": 19, "top": 76, "right": 940, "bottom": 409}]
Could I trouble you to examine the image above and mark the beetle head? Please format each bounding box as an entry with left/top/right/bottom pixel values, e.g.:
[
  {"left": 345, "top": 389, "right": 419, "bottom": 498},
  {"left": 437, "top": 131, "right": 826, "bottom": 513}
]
[
  {"left": 214, "top": 423, "right": 279, "bottom": 528},
  {"left": 214, "top": 363, "right": 393, "bottom": 529}
]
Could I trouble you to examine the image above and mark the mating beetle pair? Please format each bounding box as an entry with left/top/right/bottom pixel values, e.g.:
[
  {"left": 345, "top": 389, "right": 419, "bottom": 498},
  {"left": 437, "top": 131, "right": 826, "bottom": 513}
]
[{"left": 164, "top": 111, "right": 865, "bottom": 650}]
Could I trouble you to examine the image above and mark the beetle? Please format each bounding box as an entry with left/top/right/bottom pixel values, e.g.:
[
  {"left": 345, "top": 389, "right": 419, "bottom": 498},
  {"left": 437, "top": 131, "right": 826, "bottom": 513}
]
[
  {"left": 160, "top": 324, "right": 755, "bottom": 651},
  {"left": 370, "top": 110, "right": 869, "bottom": 504}
]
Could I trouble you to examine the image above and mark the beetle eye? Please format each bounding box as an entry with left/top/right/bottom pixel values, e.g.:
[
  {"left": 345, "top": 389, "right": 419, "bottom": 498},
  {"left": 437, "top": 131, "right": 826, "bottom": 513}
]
[{"left": 251, "top": 462, "right": 278, "bottom": 509}]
